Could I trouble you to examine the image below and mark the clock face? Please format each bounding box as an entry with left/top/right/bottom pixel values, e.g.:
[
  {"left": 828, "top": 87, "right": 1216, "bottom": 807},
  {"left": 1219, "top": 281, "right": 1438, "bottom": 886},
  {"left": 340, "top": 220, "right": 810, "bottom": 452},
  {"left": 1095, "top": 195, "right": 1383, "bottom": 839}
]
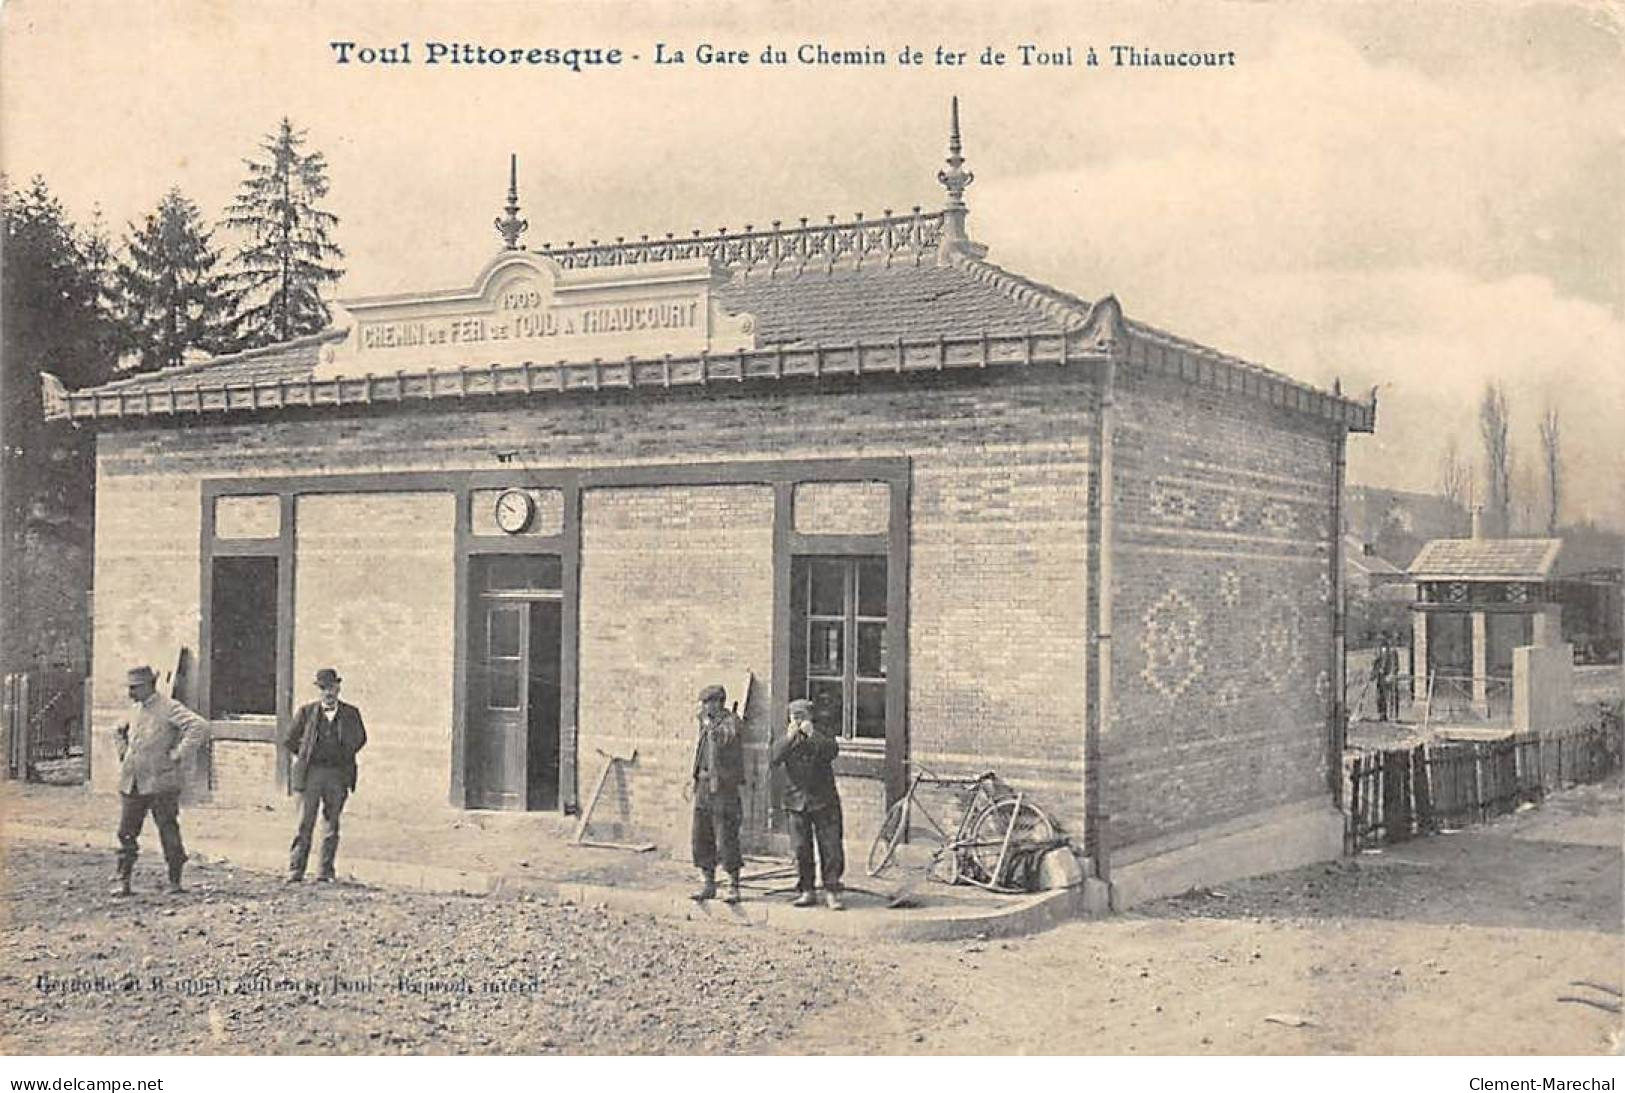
[{"left": 494, "top": 489, "right": 535, "bottom": 534}]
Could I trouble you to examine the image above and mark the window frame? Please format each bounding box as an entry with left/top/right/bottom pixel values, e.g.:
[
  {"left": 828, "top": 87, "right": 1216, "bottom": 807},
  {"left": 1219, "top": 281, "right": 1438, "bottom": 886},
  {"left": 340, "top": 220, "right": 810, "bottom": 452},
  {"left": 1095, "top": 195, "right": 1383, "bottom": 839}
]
[
  {"left": 206, "top": 554, "right": 281, "bottom": 719},
  {"left": 793, "top": 555, "right": 889, "bottom": 744}
]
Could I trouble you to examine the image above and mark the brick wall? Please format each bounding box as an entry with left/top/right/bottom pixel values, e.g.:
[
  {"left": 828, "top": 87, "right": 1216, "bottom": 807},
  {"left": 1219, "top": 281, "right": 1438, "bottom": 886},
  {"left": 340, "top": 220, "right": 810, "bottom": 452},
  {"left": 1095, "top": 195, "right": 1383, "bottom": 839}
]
[
  {"left": 89, "top": 468, "right": 202, "bottom": 793},
  {"left": 1107, "top": 370, "right": 1337, "bottom": 852},
  {"left": 293, "top": 492, "right": 456, "bottom": 814},
  {"left": 92, "top": 370, "right": 1293, "bottom": 853},
  {"left": 577, "top": 485, "right": 775, "bottom": 851},
  {"left": 211, "top": 739, "right": 275, "bottom": 804},
  {"left": 909, "top": 443, "right": 1093, "bottom": 833}
]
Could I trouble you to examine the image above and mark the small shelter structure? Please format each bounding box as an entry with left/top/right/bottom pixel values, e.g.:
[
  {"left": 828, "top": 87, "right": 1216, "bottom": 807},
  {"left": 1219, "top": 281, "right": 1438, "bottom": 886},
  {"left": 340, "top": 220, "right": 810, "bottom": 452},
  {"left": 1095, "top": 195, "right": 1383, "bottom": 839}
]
[{"left": 1408, "top": 510, "right": 1562, "bottom": 718}]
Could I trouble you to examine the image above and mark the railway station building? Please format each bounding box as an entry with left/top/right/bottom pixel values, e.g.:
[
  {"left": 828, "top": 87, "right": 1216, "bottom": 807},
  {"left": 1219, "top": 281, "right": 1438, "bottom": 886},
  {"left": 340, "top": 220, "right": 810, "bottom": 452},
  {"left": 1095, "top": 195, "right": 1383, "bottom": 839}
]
[{"left": 45, "top": 104, "right": 1375, "bottom": 906}]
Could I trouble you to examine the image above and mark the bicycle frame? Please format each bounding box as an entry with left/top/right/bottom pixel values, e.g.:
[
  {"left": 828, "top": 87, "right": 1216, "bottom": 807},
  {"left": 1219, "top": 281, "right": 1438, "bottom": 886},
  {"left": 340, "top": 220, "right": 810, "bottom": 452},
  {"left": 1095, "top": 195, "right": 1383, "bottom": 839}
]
[{"left": 874, "top": 767, "right": 1017, "bottom": 886}]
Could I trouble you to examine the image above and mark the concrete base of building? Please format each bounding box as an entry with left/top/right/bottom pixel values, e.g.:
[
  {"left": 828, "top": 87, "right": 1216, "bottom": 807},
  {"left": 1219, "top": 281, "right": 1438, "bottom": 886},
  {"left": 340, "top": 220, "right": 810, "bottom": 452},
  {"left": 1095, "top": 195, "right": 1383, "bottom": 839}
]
[{"left": 1105, "top": 796, "right": 1344, "bottom": 911}]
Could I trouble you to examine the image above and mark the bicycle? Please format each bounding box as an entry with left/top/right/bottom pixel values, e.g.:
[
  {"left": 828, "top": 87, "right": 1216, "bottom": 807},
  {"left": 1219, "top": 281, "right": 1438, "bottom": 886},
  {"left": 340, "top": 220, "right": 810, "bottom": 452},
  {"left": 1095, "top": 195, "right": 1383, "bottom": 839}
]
[{"left": 865, "top": 767, "right": 1059, "bottom": 893}]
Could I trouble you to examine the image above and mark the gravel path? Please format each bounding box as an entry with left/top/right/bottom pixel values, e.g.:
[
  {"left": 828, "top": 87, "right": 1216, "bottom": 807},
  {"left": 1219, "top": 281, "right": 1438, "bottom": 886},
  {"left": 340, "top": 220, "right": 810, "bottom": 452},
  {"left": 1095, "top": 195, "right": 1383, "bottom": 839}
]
[{"left": 1, "top": 843, "right": 890, "bottom": 1055}]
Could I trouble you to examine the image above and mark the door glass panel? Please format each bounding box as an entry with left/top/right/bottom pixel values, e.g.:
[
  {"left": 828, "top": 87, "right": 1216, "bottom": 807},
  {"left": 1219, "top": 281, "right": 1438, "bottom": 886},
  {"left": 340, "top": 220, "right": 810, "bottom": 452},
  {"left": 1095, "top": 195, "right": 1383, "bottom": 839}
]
[
  {"left": 808, "top": 560, "right": 846, "bottom": 616},
  {"left": 808, "top": 620, "right": 843, "bottom": 676},
  {"left": 488, "top": 664, "right": 521, "bottom": 710},
  {"left": 857, "top": 558, "right": 887, "bottom": 617},
  {"left": 856, "top": 622, "right": 886, "bottom": 679},
  {"left": 487, "top": 554, "right": 562, "bottom": 591},
  {"left": 854, "top": 683, "right": 886, "bottom": 739},
  {"left": 488, "top": 609, "right": 521, "bottom": 657}
]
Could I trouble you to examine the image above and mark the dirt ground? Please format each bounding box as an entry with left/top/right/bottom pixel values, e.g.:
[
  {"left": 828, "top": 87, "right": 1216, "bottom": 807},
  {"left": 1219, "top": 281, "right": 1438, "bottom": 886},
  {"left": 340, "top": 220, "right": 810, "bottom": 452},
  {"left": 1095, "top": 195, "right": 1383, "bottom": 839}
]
[
  {"left": 2, "top": 779, "right": 1620, "bottom": 1056},
  {"left": 795, "top": 778, "right": 1625, "bottom": 1055}
]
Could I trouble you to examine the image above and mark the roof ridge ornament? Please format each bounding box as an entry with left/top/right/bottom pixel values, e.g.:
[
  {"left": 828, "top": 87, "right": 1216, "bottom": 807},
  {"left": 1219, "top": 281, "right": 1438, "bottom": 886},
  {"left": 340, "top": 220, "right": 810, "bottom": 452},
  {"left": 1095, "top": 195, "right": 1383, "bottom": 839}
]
[
  {"left": 494, "top": 153, "right": 528, "bottom": 250},
  {"left": 938, "top": 96, "right": 981, "bottom": 260}
]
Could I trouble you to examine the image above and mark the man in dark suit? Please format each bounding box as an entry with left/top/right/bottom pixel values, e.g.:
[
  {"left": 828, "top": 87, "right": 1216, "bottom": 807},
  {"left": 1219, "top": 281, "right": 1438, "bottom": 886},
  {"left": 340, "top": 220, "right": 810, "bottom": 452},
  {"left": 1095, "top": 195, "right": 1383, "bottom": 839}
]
[
  {"left": 284, "top": 668, "right": 367, "bottom": 883},
  {"left": 772, "top": 698, "right": 845, "bottom": 910}
]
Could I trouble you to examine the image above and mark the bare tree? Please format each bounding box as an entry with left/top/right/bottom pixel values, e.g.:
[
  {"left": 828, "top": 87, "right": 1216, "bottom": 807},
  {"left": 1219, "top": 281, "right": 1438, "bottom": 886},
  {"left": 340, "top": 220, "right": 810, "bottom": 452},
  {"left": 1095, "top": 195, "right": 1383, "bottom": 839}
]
[
  {"left": 1538, "top": 405, "right": 1562, "bottom": 536},
  {"left": 1438, "top": 434, "right": 1470, "bottom": 533},
  {"left": 1478, "top": 381, "right": 1512, "bottom": 537},
  {"left": 1511, "top": 454, "right": 1539, "bottom": 536}
]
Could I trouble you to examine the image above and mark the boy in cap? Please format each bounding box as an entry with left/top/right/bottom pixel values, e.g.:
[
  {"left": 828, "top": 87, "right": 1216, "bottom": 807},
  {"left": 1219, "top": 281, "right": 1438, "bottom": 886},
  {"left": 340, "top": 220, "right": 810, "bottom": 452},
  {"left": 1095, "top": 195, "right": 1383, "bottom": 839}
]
[
  {"left": 771, "top": 698, "right": 845, "bottom": 910},
  {"left": 112, "top": 665, "right": 210, "bottom": 896},
  {"left": 284, "top": 668, "right": 368, "bottom": 882},
  {"left": 690, "top": 683, "right": 744, "bottom": 903}
]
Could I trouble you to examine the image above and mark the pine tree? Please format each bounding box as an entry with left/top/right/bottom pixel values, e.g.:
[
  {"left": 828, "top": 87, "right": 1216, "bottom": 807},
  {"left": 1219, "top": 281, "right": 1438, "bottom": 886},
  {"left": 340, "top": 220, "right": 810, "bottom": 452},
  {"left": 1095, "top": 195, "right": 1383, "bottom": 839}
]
[
  {"left": 1, "top": 176, "right": 120, "bottom": 674},
  {"left": 222, "top": 117, "right": 344, "bottom": 348},
  {"left": 115, "top": 188, "right": 235, "bottom": 371}
]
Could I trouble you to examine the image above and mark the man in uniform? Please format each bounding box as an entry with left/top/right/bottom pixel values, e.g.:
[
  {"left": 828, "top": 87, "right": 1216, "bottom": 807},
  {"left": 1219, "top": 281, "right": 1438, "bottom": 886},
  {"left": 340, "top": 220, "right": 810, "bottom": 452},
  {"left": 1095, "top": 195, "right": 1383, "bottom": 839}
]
[
  {"left": 689, "top": 683, "right": 744, "bottom": 904},
  {"left": 113, "top": 665, "right": 210, "bottom": 896},
  {"left": 284, "top": 668, "right": 368, "bottom": 883},
  {"left": 771, "top": 698, "right": 845, "bottom": 910}
]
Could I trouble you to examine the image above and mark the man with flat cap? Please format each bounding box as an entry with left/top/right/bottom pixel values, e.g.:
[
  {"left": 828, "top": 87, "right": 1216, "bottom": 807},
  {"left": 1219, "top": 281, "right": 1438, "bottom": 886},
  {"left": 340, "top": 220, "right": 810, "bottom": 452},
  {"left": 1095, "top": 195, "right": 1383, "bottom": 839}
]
[
  {"left": 112, "top": 665, "right": 210, "bottom": 896},
  {"left": 772, "top": 698, "right": 846, "bottom": 910},
  {"left": 689, "top": 683, "right": 744, "bottom": 904},
  {"left": 284, "top": 668, "right": 367, "bottom": 883}
]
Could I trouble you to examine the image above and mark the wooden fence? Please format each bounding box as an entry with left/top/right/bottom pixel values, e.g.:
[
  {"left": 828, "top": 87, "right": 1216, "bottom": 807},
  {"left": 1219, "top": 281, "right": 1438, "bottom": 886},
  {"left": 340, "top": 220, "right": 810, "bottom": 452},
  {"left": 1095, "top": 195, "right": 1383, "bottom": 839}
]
[{"left": 1347, "top": 716, "right": 1622, "bottom": 850}]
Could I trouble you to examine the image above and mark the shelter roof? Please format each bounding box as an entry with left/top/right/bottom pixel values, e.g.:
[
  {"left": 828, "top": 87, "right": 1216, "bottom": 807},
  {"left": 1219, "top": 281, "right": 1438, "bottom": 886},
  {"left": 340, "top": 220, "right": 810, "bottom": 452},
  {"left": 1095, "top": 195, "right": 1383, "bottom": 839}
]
[{"left": 1408, "top": 538, "right": 1563, "bottom": 582}]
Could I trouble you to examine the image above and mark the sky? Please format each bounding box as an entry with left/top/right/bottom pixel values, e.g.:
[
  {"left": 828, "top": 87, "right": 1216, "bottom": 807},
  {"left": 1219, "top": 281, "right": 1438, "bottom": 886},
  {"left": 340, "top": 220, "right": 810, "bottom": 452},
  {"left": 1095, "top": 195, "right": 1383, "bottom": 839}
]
[{"left": 3, "top": 0, "right": 1621, "bottom": 529}]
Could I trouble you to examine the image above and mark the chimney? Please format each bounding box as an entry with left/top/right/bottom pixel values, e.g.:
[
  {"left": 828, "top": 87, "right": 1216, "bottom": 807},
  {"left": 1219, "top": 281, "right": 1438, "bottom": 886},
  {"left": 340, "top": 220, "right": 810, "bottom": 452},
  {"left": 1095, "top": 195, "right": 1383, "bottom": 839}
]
[{"left": 1470, "top": 505, "right": 1484, "bottom": 540}]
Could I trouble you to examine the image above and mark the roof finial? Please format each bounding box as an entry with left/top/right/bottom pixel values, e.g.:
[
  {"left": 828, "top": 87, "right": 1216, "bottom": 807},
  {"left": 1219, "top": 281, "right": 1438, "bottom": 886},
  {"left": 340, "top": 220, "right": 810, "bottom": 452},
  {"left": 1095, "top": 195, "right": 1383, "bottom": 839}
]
[
  {"left": 938, "top": 96, "right": 975, "bottom": 256},
  {"left": 494, "top": 153, "right": 528, "bottom": 250}
]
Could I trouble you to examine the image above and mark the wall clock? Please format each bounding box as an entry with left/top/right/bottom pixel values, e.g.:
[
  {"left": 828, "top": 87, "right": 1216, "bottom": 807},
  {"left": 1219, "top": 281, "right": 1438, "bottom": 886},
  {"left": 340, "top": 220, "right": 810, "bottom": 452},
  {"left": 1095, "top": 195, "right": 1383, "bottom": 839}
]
[{"left": 494, "top": 488, "right": 535, "bottom": 534}]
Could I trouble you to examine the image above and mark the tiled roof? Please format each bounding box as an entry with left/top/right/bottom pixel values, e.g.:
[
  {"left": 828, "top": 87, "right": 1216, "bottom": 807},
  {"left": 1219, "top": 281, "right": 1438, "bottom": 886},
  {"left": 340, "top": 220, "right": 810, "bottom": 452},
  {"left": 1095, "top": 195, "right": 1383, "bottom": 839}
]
[
  {"left": 1344, "top": 537, "right": 1405, "bottom": 577},
  {"left": 722, "top": 260, "right": 1063, "bottom": 346},
  {"left": 43, "top": 211, "right": 1375, "bottom": 433},
  {"left": 93, "top": 330, "right": 346, "bottom": 393},
  {"left": 1408, "top": 538, "right": 1562, "bottom": 581}
]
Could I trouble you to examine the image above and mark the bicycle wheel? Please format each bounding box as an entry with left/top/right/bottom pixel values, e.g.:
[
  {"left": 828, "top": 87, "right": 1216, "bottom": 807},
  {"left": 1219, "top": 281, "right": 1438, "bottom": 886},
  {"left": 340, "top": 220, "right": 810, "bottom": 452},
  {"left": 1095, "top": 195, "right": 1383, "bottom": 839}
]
[
  {"left": 963, "top": 799, "right": 1056, "bottom": 888},
  {"left": 866, "top": 797, "right": 910, "bottom": 876}
]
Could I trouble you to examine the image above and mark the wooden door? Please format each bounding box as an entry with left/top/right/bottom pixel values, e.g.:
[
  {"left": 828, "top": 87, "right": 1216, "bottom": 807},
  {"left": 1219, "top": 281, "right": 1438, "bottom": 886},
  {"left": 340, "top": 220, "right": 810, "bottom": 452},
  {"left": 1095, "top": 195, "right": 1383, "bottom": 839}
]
[{"left": 468, "top": 600, "right": 529, "bottom": 809}]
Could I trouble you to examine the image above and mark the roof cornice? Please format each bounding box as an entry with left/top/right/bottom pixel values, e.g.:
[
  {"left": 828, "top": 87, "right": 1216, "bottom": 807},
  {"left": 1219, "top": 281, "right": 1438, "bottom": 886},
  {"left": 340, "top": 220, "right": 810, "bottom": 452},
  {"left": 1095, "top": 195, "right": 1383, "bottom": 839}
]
[{"left": 43, "top": 328, "right": 1094, "bottom": 424}]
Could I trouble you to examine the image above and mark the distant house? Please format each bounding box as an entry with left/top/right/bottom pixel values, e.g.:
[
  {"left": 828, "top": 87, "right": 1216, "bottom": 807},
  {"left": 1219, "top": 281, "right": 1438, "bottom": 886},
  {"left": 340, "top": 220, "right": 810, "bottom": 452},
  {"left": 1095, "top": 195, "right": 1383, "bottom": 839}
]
[
  {"left": 1344, "top": 535, "right": 1410, "bottom": 649},
  {"left": 1344, "top": 485, "right": 1468, "bottom": 569},
  {"left": 1550, "top": 522, "right": 1623, "bottom": 664}
]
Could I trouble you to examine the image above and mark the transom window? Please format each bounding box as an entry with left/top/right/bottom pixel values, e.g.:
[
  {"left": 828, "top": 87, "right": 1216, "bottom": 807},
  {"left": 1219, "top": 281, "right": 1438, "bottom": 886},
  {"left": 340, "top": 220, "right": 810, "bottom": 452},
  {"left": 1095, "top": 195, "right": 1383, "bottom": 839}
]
[{"left": 790, "top": 556, "right": 887, "bottom": 741}]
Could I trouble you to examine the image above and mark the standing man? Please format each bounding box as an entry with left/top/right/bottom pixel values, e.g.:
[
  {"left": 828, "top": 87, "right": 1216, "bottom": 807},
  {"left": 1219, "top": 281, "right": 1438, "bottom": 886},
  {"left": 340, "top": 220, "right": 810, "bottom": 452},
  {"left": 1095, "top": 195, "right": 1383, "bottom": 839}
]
[
  {"left": 113, "top": 665, "right": 210, "bottom": 897},
  {"left": 690, "top": 683, "right": 744, "bottom": 904},
  {"left": 772, "top": 698, "right": 845, "bottom": 910},
  {"left": 1373, "top": 632, "right": 1398, "bottom": 722},
  {"left": 284, "top": 668, "right": 367, "bottom": 883}
]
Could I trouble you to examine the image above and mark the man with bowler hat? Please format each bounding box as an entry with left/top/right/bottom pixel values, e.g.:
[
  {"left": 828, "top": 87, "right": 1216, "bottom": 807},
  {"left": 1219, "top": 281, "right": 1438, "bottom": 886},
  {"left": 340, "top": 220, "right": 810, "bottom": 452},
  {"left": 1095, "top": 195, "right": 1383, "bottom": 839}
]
[
  {"left": 112, "top": 665, "right": 210, "bottom": 896},
  {"left": 689, "top": 683, "right": 744, "bottom": 904},
  {"left": 284, "top": 668, "right": 367, "bottom": 883},
  {"left": 772, "top": 698, "right": 845, "bottom": 910}
]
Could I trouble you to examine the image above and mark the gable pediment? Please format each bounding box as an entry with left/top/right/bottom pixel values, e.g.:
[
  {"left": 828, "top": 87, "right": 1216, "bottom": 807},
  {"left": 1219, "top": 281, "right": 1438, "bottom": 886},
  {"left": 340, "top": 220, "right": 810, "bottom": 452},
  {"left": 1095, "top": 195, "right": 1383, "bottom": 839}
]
[{"left": 316, "top": 251, "right": 755, "bottom": 379}]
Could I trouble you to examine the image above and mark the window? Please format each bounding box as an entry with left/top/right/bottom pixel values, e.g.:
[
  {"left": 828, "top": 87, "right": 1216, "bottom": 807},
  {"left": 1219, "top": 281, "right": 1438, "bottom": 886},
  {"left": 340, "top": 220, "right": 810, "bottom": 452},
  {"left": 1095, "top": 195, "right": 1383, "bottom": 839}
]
[
  {"left": 790, "top": 556, "right": 888, "bottom": 741},
  {"left": 209, "top": 556, "right": 278, "bottom": 717}
]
